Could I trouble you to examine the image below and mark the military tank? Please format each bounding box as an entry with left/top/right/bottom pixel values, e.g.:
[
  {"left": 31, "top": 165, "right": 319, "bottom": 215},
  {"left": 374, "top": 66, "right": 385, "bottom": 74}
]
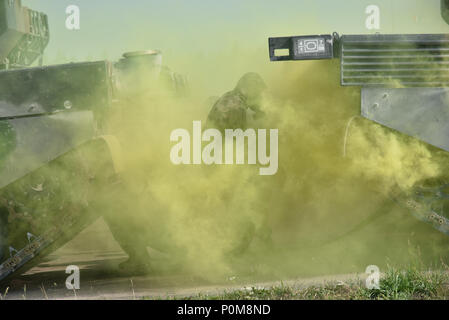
[
  {"left": 0, "top": 0, "right": 187, "bottom": 285},
  {"left": 268, "top": 0, "right": 449, "bottom": 239}
]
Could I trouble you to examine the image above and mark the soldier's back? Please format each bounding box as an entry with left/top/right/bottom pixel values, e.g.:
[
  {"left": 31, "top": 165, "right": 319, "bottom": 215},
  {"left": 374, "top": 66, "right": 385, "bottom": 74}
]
[{"left": 206, "top": 91, "right": 247, "bottom": 131}]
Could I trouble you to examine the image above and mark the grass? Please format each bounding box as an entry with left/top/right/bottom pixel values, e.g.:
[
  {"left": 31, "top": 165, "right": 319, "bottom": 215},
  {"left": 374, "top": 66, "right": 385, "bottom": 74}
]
[
  {"left": 154, "top": 265, "right": 449, "bottom": 300},
  {"left": 364, "top": 266, "right": 449, "bottom": 300}
]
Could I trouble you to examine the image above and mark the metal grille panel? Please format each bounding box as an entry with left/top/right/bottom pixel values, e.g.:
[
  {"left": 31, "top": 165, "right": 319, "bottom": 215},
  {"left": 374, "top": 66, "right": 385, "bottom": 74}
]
[{"left": 341, "top": 34, "right": 449, "bottom": 87}]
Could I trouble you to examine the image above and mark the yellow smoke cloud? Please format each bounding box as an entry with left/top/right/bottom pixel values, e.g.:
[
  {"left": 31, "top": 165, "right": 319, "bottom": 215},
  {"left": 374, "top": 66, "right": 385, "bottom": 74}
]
[
  {"left": 27, "top": 46, "right": 449, "bottom": 281},
  {"left": 95, "top": 55, "right": 449, "bottom": 279}
]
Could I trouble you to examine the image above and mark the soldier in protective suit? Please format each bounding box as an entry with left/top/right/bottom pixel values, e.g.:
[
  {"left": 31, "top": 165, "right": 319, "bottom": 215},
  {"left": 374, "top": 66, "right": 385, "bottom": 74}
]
[
  {"left": 206, "top": 72, "right": 267, "bottom": 131},
  {"left": 206, "top": 72, "right": 273, "bottom": 256}
]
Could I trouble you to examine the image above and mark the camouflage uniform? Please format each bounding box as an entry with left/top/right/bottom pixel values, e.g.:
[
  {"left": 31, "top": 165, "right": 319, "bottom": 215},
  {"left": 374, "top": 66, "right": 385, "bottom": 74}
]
[
  {"left": 206, "top": 73, "right": 272, "bottom": 255},
  {"left": 206, "top": 72, "right": 267, "bottom": 131},
  {"left": 207, "top": 92, "right": 248, "bottom": 131}
]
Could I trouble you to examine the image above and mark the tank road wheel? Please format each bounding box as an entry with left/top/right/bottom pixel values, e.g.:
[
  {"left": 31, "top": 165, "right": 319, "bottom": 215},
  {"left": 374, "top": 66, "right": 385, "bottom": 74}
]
[
  {"left": 392, "top": 180, "right": 449, "bottom": 236},
  {"left": 0, "top": 136, "right": 122, "bottom": 286}
]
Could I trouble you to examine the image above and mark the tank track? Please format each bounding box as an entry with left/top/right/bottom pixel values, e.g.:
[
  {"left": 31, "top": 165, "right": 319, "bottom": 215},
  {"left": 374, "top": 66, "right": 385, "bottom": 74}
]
[
  {"left": 0, "top": 138, "right": 118, "bottom": 286},
  {"left": 0, "top": 213, "right": 86, "bottom": 283},
  {"left": 392, "top": 183, "right": 449, "bottom": 236}
]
